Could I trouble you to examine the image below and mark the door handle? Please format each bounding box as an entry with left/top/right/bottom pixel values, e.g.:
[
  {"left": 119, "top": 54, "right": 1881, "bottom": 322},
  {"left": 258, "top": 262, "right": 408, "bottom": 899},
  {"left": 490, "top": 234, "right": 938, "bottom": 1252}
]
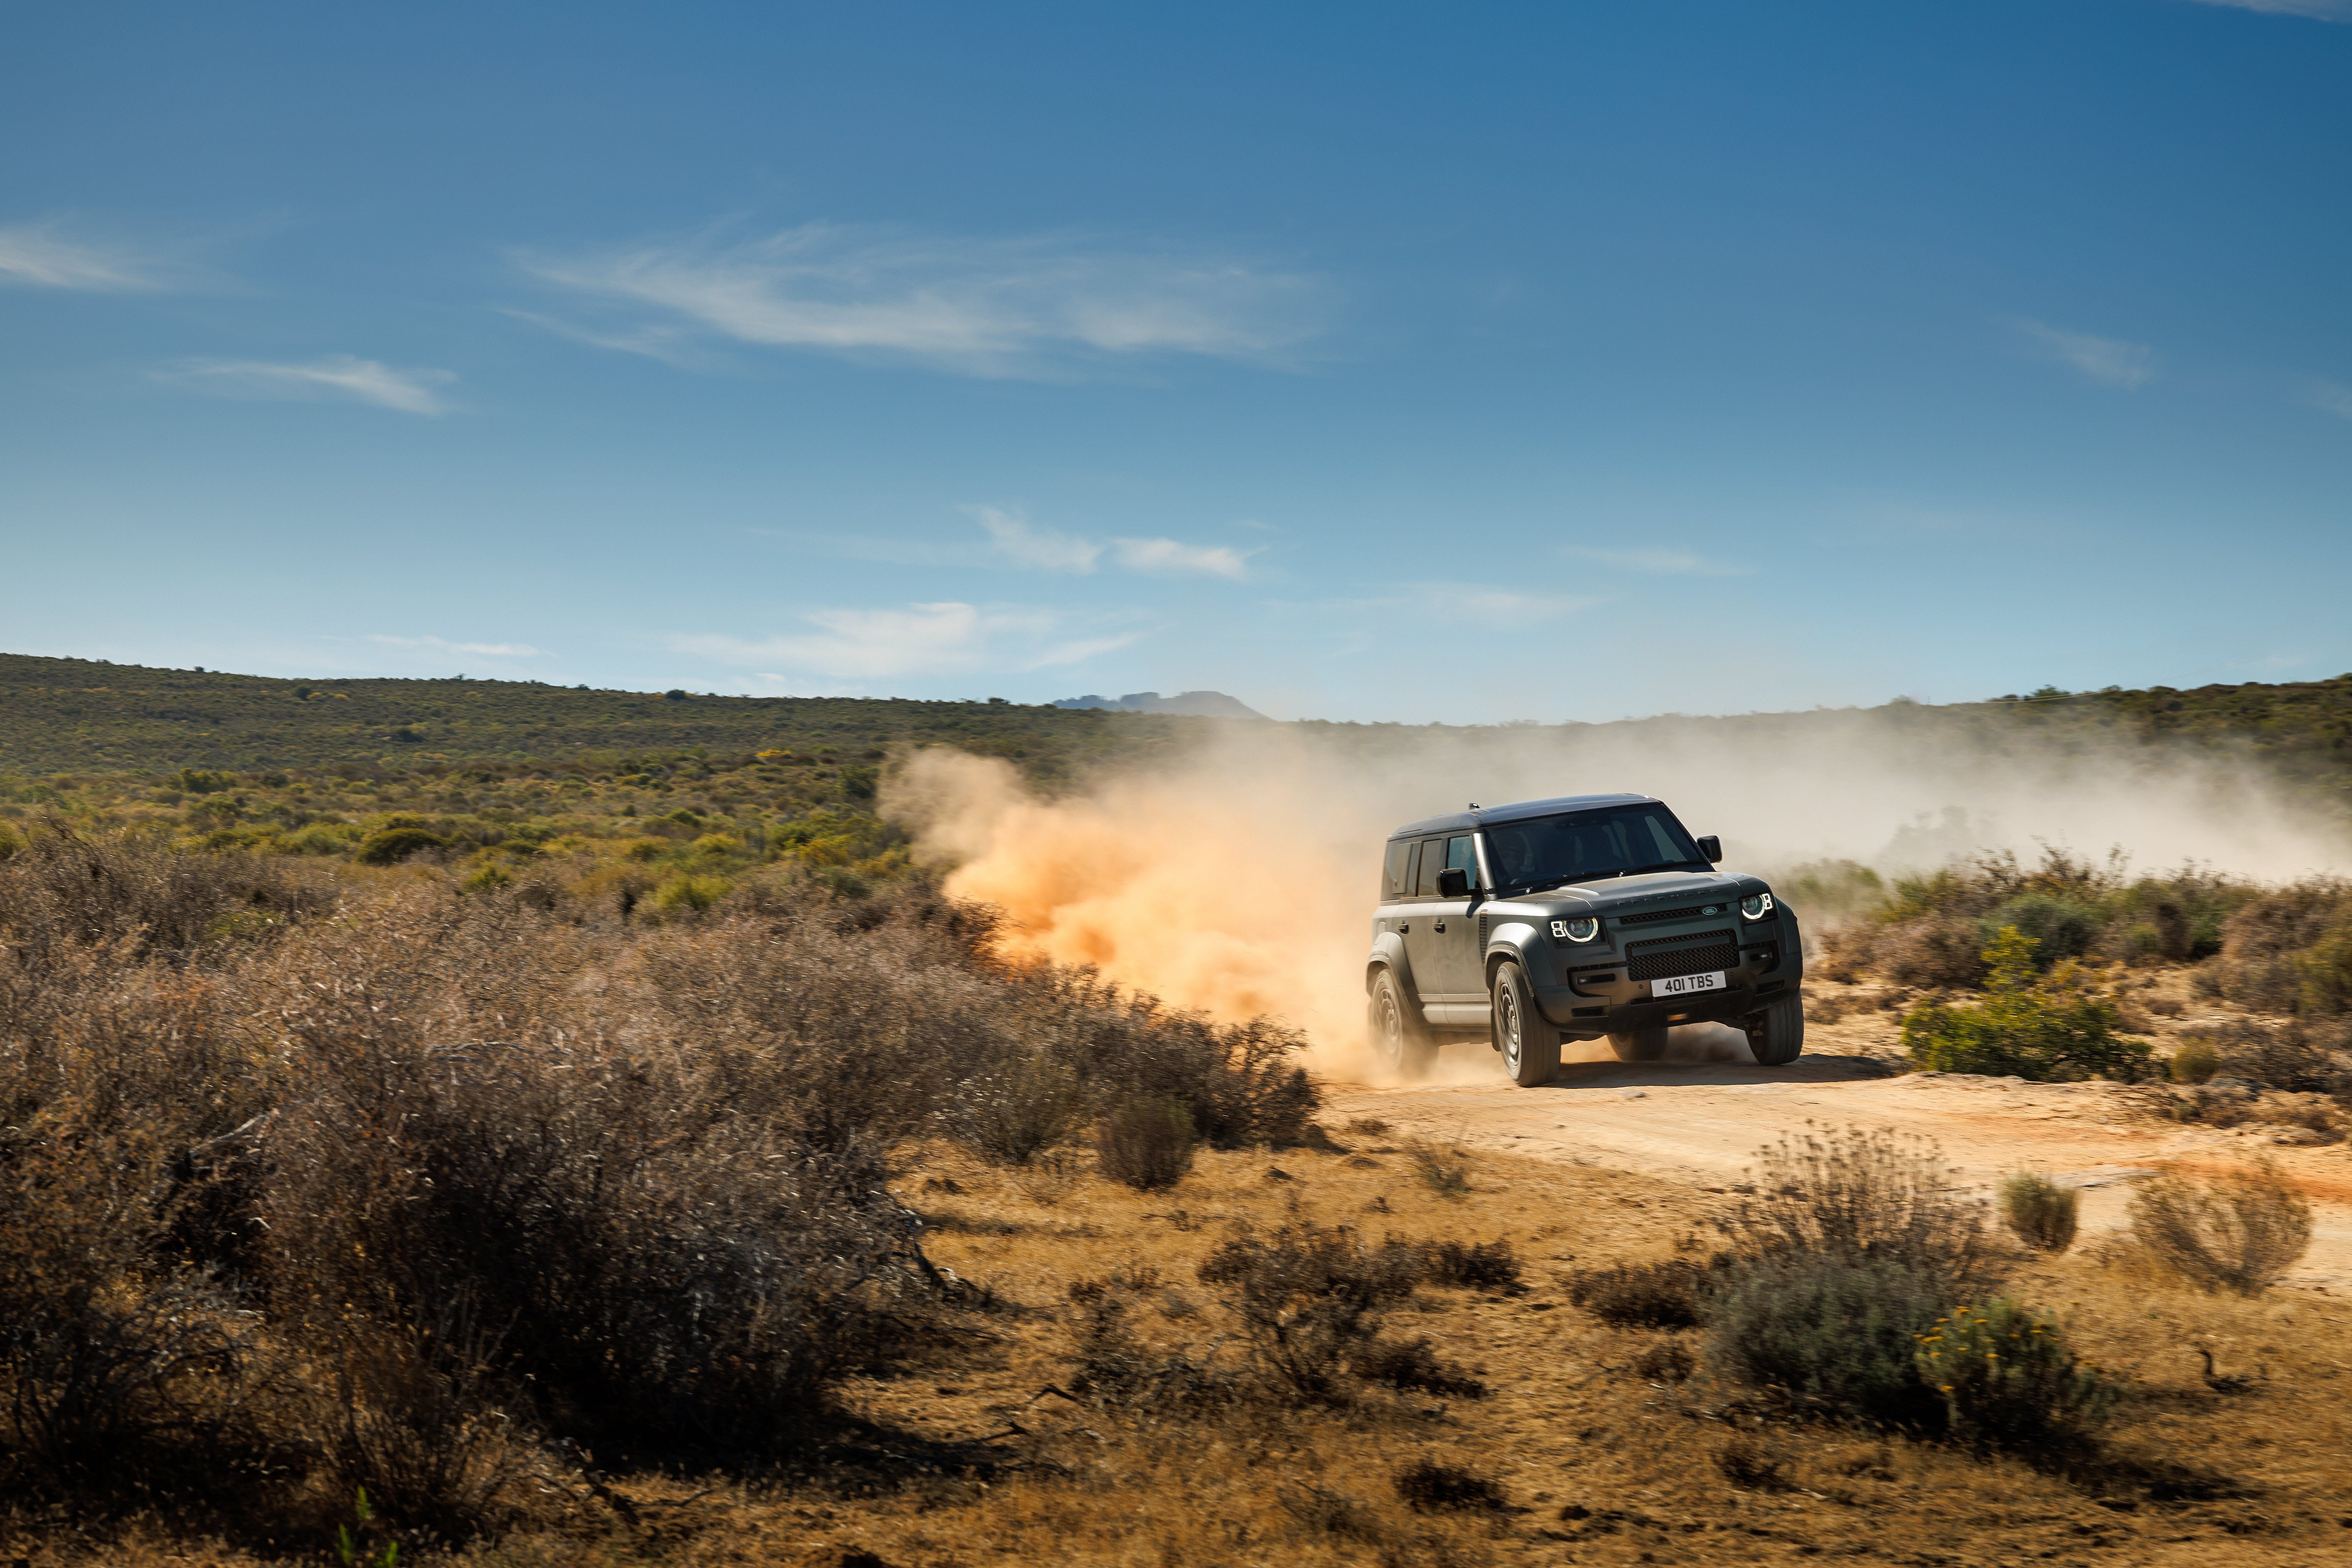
[{"left": 1434, "top": 922, "right": 1446, "bottom": 933}]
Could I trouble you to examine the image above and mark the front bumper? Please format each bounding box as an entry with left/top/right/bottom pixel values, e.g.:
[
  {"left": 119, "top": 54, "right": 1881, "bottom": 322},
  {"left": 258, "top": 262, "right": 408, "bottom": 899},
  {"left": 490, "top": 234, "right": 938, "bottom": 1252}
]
[{"left": 1532, "top": 932, "right": 1798, "bottom": 1036}]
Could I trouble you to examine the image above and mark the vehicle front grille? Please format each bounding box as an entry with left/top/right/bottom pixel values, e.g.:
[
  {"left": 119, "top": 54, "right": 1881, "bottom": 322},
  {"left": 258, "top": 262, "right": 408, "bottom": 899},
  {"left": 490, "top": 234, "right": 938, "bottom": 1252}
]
[
  {"left": 1618, "top": 902, "right": 1723, "bottom": 926},
  {"left": 1626, "top": 941, "right": 1740, "bottom": 982}
]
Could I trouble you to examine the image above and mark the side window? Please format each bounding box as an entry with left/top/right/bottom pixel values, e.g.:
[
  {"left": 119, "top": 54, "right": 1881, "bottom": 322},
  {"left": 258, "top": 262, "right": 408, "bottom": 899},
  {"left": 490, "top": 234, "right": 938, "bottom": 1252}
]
[
  {"left": 1414, "top": 838, "right": 1448, "bottom": 897},
  {"left": 1382, "top": 840, "right": 1413, "bottom": 900},
  {"left": 1445, "top": 834, "right": 1483, "bottom": 891}
]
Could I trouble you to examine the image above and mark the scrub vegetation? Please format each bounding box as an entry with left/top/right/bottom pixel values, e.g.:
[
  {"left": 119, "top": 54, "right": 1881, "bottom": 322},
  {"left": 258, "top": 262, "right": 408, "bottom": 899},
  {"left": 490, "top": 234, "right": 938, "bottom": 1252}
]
[{"left": 8, "top": 657, "right": 2352, "bottom": 1562}]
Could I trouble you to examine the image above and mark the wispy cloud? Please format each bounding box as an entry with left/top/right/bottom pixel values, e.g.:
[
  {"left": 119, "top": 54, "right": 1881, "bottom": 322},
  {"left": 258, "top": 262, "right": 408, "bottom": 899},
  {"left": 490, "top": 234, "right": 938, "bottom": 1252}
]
[
  {"left": 0, "top": 218, "right": 179, "bottom": 291},
  {"left": 2011, "top": 319, "right": 2156, "bottom": 389},
  {"left": 157, "top": 355, "right": 456, "bottom": 415},
  {"left": 364, "top": 634, "right": 543, "bottom": 657},
  {"left": 516, "top": 220, "right": 1330, "bottom": 379},
  {"left": 970, "top": 505, "right": 1257, "bottom": 579},
  {"left": 973, "top": 506, "right": 1104, "bottom": 572},
  {"left": 1560, "top": 544, "right": 1753, "bottom": 577},
  {"left": 1111, "top": 537, "right": 1253, "bottom": 579},
  {"left": 2310, "top": 380, "right": 2352, "bottom": 420},
  {"left": 674, "top": 602, "right": 1147, "bottom": 681},
  {"left": 2183, "top": 0, "right": 2350, "bottom": 19},
  {"left": 1425, "top": 586, "right": 1599, "bottom": 621}
]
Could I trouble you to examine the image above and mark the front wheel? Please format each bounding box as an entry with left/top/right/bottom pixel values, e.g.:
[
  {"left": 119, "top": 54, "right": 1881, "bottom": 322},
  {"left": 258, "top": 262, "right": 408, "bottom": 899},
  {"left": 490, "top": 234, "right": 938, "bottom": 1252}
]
[
  {"left": 1368, "top": 969, "right": 1437, "bottom": 1079},
  {"left": 1744, "top": 993, "right": 1805, "bottom": 1067},
  {"left": 1490, "top": 961, "right": 1562, "bottom": 1087}
]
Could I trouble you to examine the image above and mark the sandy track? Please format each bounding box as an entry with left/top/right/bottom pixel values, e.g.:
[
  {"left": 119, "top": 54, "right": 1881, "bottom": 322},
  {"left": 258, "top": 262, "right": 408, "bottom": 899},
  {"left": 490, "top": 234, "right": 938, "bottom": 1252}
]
[{"left": 1324, "top": 1027, "right": 2352, "bottom": 1292}]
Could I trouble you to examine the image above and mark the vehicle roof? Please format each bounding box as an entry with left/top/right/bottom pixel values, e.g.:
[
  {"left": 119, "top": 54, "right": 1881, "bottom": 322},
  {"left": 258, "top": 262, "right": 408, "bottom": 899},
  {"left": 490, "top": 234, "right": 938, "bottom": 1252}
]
[{"left": 1387, "top": 793, "right": 1662, "bottom": 840}]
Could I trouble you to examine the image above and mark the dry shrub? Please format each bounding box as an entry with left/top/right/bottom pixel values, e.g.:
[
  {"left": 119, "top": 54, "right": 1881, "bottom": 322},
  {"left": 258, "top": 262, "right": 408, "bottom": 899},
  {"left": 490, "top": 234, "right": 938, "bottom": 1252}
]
[
  {"left": 1716, "top": 1124, "right": 2000, "bottom": 1298},
  {"left": 1566, "top": 1261, "right": 1704, "bottom": 1329},
  {"left": 1632, "top": 1339, "right": 1695, "bottom": 1383},
  {"left": 1392, "top": 1459, "right": 1507, "bottom": 1513},
  {"left": 958, "top": 1053, "right": 1085, "bottom": 1165},
  {"left": 2127, "top": 1162, "right": 2313, "bottom": 1295},
  {"left": 1348, "top": 1336, "right": 1486, "bottom": 1399},
  {"left": 1999, "top": 1172, "right": 2080, "bottom": 1253},
  {"left": 1420, "top": 1238, "right": 1523, "bottom": 1292},
  {"left": 0, "top": 824, "right": 337, "bottom": 969},
  {"left": 0, "top": 1121, "right": 272, "bottom": 1497},
  {"left": 0, "top": 833, "right": 1328, "bottom": 1536},
  {"left": 1065, "top": 1295, "right": 1236, "bottom": 1412},
  {"left": 1196, "top": 1222, "right": 1438, "bottom": 1404},
  {"left": 319, "top": 1305, "right": 522, "bottom": 1541},
  {"left": 1405, "top": 1140, "right": 1472, "bottom": 1199},
  {"left": 1872, "top": 912, "right": 1993, "bottom": 989},
  {"left": 1276, "top": 1483, "right": 1385, "bottom": 1542},
  {"left": 1715, "top": 1434, "right": 1789, "bottom": 1489},
  {"left": 2211, "top": 880, "right": 2352, "bottom": 1013},
  {"left": 2209, "top": 1018, "right": 2339, "bottom": 1093},
  {"left": 1095, "top": 1098, "right": 1196, "bottom": 1191}
]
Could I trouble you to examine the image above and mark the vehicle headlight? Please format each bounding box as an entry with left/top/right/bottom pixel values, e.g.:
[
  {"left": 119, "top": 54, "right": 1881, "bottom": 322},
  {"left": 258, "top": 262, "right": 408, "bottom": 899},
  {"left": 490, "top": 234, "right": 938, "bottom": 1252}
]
[
  {"left": 1740, "top": 893, "right": 1775, "bottom": 920},
  {"left": 1552, "top": 917, "right": 1600, "bottom": 943}
]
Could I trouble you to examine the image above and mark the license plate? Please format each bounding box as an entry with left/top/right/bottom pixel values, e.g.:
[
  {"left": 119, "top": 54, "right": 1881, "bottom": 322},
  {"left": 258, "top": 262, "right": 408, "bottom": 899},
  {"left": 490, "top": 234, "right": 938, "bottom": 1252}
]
[{"left": 1652, "top": 970, "right": 1726, "bottom": 998}]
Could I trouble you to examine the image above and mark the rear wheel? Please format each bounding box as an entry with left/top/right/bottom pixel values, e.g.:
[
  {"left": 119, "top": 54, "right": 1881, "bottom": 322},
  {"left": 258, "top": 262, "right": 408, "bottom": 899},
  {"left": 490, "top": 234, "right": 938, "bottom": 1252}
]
[
  {"left": 1490, "top": 961, "right": 1562, "bottom": 1087},
  {"left": 1607, "top": 1025, "right": 1668, "bottom": 1062},
  {"left": 1368, "top": 969, "right": 1437, "bottom": 1079},
  {"left": 1744, "top": 993, "right": 1805, "bottom": 1066}
]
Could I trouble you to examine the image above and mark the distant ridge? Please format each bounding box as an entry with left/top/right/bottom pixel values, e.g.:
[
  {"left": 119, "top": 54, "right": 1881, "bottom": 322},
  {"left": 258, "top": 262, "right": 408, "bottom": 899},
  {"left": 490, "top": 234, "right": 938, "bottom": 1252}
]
[{"left": 1052, "top": 690, "right": 1266, "bottom": 719}]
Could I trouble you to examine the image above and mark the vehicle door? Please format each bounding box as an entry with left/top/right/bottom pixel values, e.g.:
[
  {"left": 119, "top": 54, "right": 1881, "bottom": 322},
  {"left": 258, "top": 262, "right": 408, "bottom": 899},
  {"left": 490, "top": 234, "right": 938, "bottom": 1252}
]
[
  {"left": 1430, "top": 833, "right": 1486, "bottom": 1001},
  {"left": 1400, "top": 837, "right": 1454, "bottom": 1005}
]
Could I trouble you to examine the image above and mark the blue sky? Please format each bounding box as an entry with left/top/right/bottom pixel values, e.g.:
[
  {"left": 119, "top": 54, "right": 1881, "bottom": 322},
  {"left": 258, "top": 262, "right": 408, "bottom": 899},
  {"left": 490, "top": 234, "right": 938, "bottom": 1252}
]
[{"left": 4, "top": 0, "right": 2348, "bottom": 723}]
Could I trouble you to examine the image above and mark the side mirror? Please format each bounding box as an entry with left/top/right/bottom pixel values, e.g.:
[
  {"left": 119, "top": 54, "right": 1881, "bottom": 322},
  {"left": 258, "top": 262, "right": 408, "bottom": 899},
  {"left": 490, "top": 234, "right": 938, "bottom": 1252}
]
[
  {"left": 1436, "top": 866, "right": 1471, "bottom": 898},
  {"left": 1695, "top": 835, "right": 1723, "bottom": 864}
]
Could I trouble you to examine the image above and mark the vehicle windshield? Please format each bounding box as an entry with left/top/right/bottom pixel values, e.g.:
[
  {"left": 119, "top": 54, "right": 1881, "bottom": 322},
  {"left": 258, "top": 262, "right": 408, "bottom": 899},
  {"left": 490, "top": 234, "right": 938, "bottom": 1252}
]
[{"left": 1483, "top": 804, "right": 1707, "bottom": 891}]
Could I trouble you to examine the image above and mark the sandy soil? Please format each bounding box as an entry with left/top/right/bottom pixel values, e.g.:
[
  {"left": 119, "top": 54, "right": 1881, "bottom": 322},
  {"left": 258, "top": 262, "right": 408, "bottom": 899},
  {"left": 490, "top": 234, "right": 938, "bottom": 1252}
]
[{"left": 1327, "top": 1004, "right": 2352, "bottom": 1293}]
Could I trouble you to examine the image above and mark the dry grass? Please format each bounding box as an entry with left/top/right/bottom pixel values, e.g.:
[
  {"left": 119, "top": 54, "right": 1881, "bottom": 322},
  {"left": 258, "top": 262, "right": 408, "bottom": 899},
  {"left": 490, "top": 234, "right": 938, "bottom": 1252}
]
[{"left": 8, "top": 1138, "right": 2352, "bottom": 1564}]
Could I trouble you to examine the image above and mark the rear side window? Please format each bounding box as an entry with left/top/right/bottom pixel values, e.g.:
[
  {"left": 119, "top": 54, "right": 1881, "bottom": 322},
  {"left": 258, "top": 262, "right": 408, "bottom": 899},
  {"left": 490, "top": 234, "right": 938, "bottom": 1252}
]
[
  {"left": 1382, "top": 839, "right": 1414, "bottom": 899},
  {"left": 1414, "top": 838, "right": 1448, "bottom": 896}
]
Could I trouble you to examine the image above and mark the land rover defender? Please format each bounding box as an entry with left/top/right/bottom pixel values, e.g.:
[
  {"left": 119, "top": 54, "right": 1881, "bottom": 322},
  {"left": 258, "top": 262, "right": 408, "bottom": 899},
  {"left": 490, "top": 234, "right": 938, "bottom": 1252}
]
[{"left": 1364, "top": 793, "right": 1804, "bottom": 1083}]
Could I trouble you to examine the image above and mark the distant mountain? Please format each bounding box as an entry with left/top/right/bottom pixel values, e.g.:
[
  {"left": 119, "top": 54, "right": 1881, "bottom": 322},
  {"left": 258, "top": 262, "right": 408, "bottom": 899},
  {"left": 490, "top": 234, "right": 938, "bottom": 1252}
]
[{"left": 1051, "top": 690, "right": 1267, "bottom": 719}]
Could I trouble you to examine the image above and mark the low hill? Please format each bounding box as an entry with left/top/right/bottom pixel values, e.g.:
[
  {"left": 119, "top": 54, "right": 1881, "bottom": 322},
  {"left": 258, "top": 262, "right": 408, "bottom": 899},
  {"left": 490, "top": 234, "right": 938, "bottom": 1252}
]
[
  {"left": 0, "top": 651, "right": 1219, "bottom": 786},
  {"left": 3, "top": 652, "right": 2349, "bottom": 807}
]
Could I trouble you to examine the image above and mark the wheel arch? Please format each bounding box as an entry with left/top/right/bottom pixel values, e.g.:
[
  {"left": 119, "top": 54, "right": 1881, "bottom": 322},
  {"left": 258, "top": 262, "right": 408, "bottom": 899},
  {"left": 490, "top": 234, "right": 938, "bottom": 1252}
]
[{"left": 1481, "top": 920, "right": 1545, "bottom": 991}]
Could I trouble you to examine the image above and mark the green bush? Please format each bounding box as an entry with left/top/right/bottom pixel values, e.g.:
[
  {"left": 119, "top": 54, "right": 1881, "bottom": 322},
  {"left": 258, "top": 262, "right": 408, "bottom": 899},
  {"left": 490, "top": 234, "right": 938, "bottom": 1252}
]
[
  {"left": 1901, "top": 926, "right": 2149, "bottom": 1081},
  {"left": 2168, "top": 1038, "right": 2220, "bottom": 1084},
  {"left": 1703, "top": 1255, "right": 1949, "bottom": 1424},
  {"left": 1914, "top": 1300, "right": 2114, "bottom": 1449},
  {"left": 2297, "top": 913, "right": 2352, "bottom": 1016},
  {"left": 1981, "top": 893, "right": 2099, "bottom": 965},
  {"left": 354, "top": 827, "right": 448, "bottom": 866},
  {"left": 650, "top": 873, "right": 731, "bottom": 914},
  {"left": 1997, "top": 1173, "right": 2078, "bottom": 1253}
]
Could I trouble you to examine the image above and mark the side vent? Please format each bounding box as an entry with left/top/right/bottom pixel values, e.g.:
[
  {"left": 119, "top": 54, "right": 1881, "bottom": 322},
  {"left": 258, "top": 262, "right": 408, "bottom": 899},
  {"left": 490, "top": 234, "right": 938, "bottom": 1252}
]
[{"left": 1478, "top": 914, "right": 1489, "bottom": 943}]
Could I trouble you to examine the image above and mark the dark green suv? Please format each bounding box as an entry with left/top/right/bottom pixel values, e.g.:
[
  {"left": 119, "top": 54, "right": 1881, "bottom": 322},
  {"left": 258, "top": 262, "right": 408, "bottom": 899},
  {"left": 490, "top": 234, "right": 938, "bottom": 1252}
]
[{"left": 1364, "top": 793, "right": 1804, "bottom": 1084}]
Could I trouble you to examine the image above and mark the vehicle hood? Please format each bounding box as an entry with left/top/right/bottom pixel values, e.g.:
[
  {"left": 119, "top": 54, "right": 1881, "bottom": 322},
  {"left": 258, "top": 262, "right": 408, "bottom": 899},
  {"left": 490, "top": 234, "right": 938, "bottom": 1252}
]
[{"left": 1510, "top": 869, "right": 1763, "bottom": 917}]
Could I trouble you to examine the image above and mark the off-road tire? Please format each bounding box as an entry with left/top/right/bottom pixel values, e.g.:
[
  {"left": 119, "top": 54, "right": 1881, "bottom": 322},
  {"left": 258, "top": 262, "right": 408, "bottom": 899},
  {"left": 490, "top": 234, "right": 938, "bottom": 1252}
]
[
  {"left": 1369, "top": 968, "right": 1437, "bottom": 1078},
  {"left": 1490, "top": 960, "right": 1563, "bottom": 1087},
  {"left": 1744, "top": 993, "right": 1805, "bottom": 1067},
  {"left": 1607, "top": 1024, "right": 1669, "bottom": 1062}
]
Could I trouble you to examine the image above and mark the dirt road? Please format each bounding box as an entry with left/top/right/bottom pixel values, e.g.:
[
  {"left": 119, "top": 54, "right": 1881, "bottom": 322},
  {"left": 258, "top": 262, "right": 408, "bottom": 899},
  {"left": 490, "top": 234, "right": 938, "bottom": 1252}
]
[{"left": 1325, "top": 1019, "right": 2352, "bottom": 1292}]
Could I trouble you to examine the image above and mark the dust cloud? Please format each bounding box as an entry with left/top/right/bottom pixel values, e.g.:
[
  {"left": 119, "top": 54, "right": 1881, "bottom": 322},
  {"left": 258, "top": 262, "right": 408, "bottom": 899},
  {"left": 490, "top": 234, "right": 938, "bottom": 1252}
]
[{"left": 883, "top": 709, "right": 2352, "bottom": 1082}]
